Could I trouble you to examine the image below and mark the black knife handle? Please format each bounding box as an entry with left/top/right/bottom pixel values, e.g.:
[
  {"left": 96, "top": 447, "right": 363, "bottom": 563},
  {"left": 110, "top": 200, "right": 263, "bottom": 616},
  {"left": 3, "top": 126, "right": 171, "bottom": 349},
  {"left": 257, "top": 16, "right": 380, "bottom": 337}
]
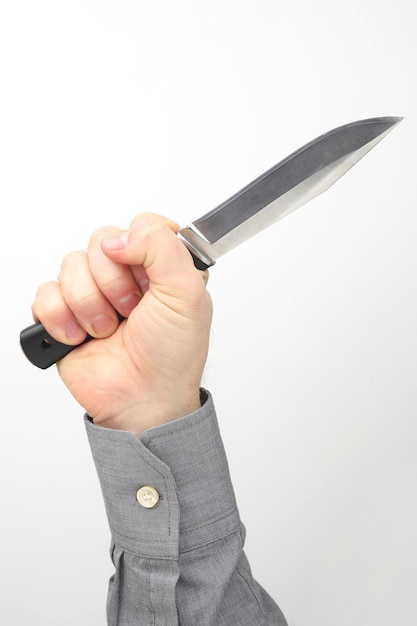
[
  {"left": 20, "top": 323, "right": 94, "bottom": 369},
  {"left": 20, "top": 252, "right": 211, "bottom": 369}
]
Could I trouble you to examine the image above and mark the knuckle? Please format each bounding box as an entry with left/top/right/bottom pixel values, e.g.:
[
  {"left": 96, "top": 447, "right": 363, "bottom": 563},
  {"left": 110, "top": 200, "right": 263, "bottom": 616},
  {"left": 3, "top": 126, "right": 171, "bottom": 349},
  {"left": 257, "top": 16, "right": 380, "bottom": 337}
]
[
  {"left": 34, "top": 279, "right": 58, "bottom": 300},
  {"left": 130, "top": 212, "right": 160, "bottom": 228},
  {"left": 59, "top": 250, "right": 85, "bottom": 275},
  {"left": 89, "top": 225, "right": 120, "bottom": 248},
  {"left": 32, "top": 281, "right": 63, "bottom": 320},
  {"left": 130, "top": 213, "right": 179, "bottom": 233}
]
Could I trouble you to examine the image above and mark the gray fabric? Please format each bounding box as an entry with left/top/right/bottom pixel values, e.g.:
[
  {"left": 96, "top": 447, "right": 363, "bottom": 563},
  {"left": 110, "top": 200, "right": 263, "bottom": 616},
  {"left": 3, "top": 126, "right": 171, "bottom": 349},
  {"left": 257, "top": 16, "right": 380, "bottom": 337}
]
[{"left": 85, "top": 390, "right": 288, "bottom": 625}]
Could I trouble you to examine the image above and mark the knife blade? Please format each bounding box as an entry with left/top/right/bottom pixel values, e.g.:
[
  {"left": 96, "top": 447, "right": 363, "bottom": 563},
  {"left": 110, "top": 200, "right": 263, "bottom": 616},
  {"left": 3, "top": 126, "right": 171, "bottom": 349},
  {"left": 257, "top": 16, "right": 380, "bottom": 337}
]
[
  {"left": 20, "top": 116, "right": 402, "bottom": 369},
  {"left": 178, "top": 116, "right": 402, "bottom": 268}
]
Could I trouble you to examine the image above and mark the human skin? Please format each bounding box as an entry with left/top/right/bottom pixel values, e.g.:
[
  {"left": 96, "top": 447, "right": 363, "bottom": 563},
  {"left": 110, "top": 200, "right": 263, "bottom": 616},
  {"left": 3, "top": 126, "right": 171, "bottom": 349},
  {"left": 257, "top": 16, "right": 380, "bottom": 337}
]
[{"left": 31, "top": 213, "right": 213, "bottom": 436}]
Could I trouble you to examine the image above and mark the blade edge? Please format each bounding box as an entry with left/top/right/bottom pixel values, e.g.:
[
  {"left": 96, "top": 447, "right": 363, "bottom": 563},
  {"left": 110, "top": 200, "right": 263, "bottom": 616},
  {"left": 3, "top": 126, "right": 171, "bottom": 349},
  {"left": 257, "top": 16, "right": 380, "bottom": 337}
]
[
  {"left": 192, "top": 117, "right": 402, "bottom": 244},
  {"left": 179, "top": 116, "right": 402, "bottom": 264}
]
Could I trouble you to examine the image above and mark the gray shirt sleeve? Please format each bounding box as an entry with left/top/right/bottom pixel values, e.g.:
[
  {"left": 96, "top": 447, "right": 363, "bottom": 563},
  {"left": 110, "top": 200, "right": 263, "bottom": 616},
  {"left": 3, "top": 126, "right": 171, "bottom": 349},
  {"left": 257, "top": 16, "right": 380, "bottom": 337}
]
[{"left": 85, "top": 389, "right": 288, "bottom": 626}]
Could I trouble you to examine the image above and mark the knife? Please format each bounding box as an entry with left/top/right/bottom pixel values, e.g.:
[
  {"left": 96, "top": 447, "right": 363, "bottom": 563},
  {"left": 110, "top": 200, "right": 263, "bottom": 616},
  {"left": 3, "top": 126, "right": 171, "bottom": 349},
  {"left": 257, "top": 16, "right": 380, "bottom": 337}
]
[{"left": 20, "top": 116, "right": 402, "bottom": 369}]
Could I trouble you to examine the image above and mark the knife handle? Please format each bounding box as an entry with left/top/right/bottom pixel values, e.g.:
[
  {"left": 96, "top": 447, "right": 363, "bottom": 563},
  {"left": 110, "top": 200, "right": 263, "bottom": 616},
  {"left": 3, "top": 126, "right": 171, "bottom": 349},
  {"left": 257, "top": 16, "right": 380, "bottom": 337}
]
[
  {"left": 20, "top": 323, "right": 94, "bottom": 369},
  {"left": 20, "top": 251, "right": 211, "bottom": 369}
]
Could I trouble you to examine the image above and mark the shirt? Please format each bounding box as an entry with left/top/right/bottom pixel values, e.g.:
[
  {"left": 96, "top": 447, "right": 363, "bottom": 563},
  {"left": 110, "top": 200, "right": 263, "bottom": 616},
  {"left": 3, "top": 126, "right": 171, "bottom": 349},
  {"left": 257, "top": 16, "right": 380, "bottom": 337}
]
[{"left": 85, "top": 389, "right": 288, "bottom": 625}]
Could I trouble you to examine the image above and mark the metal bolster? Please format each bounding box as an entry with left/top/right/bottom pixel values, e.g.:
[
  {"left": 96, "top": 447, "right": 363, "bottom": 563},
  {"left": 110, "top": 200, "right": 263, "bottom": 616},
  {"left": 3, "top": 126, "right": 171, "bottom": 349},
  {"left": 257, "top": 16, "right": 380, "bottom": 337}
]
[{"left": 178, "top": 229, "right": 216, "bottom": 268}]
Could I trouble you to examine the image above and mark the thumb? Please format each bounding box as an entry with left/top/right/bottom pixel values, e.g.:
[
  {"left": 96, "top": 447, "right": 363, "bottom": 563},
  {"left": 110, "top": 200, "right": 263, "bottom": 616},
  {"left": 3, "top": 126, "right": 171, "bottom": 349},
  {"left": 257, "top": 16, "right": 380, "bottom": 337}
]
[{"left": 101, "top": 214, "right": 198, "bottom": 294}]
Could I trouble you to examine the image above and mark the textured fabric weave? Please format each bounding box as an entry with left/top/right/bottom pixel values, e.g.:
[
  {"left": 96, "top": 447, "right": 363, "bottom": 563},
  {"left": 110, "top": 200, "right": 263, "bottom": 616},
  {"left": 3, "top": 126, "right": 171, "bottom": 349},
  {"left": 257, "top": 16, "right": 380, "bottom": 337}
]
[{"left": 85, "top": 390, "right": 287, "bottom": 625}]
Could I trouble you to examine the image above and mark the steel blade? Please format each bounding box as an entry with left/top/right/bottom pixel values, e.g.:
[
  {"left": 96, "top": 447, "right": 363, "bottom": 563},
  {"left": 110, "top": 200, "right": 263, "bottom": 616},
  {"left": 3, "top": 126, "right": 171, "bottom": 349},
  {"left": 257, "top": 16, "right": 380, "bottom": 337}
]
[
  {"left": 19, "top": 115, "right": 402, "bottom": 368},
  {"left": 178, "top": 116, "right": 402, "bottom": 267}
]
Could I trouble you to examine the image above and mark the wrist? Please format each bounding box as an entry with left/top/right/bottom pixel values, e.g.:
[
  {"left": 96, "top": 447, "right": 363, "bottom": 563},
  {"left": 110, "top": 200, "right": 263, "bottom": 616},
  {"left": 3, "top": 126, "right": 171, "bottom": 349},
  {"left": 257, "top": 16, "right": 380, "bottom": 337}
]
[{"left": 92, "top": 386, "right": 203, "bottom": 436}]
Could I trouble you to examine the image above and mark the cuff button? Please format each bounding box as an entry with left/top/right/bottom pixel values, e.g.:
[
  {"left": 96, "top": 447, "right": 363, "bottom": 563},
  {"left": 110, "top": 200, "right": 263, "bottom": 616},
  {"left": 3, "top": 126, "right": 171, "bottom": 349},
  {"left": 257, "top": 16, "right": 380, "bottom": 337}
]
[{"left": 136, "top": 485, "right": 160, "bottom": 508}]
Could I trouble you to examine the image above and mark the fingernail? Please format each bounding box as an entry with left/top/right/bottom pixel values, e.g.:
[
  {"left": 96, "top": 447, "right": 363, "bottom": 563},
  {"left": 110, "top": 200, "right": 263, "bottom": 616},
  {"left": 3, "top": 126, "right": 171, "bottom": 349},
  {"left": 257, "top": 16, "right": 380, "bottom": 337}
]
[
  {"left": 118, "top": 293, "right": 140, "bottom": 315},
  {"left": 92, "top": 313, "right": 113, "bottom": 334},
  {"left": 65, "top": 321, "right": 85, "bottom": 342},
  {"left": 139, "top": 278, "right": 150, "bottom": 294},
  {"left": 102, "top": 231, "right": 129, "bottom": 251}
]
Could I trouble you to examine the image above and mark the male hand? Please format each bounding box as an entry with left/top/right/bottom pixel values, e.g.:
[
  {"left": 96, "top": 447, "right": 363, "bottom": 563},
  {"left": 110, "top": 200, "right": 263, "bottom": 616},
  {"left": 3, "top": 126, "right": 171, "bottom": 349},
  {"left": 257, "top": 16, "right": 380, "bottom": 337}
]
[{"left": 31, "top": 214, "right": 213, "bottom": 435}]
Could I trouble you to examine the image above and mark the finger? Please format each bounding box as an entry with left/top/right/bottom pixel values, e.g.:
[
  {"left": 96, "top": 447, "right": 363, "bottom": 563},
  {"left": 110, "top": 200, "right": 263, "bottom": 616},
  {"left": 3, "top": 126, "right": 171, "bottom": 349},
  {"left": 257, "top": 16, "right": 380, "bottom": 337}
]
[
  {"left": 129, "top": 212, "right": 180, "bottom": 234},
  {"left": 32, "top": 280, "right": 87, "bottom": 345},
  {"left": 58, "top": 250, "right": 120, "bottom": 338},
  {"left": 200, "top": 269, "right": 210, "bottom": 287},
  {"left": 87, "top": 226, "right": 142, "bottom": 317},
  {"left": 126, "top": 214, "right": 185, "bottom": 292},
  {"left": 101, "top": 214, "right": 200, "bottom": 296}
]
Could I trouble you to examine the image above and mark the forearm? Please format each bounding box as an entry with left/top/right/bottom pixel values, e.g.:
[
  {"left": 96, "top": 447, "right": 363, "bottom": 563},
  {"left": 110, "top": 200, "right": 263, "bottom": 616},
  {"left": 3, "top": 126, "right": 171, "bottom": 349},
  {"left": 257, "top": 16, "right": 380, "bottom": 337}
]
[
  {"left": 29, "top": 213, "right": 284, "bottom": 623},
  {"left": 85, "top": 390, "right": 287, "bottom": 625}
]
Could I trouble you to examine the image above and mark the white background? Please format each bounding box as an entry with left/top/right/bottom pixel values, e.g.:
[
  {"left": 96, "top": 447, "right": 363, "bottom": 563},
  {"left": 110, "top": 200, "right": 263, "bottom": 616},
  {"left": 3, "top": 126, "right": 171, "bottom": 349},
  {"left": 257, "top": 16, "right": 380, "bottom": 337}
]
[{"left": 1, "top": 1, "right": 416, "bottom": 624}]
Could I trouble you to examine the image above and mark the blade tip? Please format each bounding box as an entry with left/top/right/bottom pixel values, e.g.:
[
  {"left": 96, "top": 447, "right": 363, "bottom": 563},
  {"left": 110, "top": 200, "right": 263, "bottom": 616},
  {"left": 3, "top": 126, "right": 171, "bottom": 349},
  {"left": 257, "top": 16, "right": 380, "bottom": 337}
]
[{"left": 388, "top": 115, "right": 404, "bottom": 125}]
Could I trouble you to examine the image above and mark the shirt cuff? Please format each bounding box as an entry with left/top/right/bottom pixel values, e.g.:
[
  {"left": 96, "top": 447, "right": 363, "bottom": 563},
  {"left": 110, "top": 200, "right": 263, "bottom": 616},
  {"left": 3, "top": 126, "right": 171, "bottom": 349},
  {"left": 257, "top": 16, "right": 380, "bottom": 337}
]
[{"left": 84, "top": 390, "right": 241, "bottom": 560}]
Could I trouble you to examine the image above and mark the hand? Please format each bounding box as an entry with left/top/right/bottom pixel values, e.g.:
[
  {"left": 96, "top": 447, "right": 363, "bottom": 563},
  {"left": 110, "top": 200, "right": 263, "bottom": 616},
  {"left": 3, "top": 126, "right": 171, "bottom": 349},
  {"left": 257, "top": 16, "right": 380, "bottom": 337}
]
[{"left": 31, "top": 214, "right": 213, "bottom": 435}]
